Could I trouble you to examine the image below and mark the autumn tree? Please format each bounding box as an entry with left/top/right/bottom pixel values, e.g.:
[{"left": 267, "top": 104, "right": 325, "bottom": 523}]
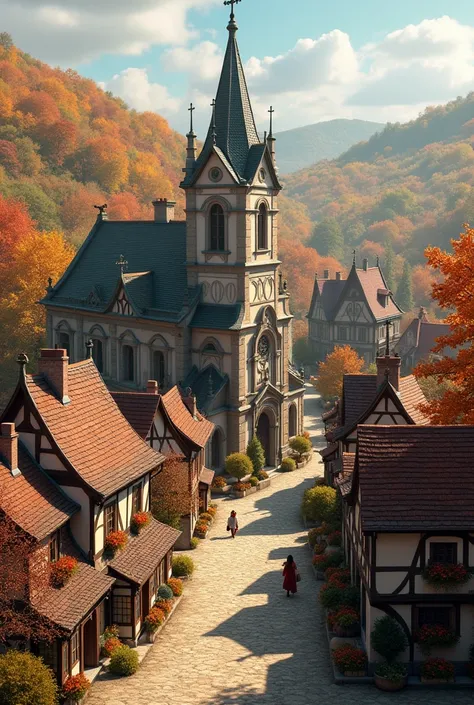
[
  {"left": 36, "top": 119, "right": 78, "bottom": 165},
  {"left": 309, "top": 218, "right": 344, "bottom": 260},
  {"left": 383, "top": 239, "right": 395, "bottom": 291},
  {"left": 0, "top": 194, "right": 35, "bottom": 269},
  {"left": 0, "top": 139, "right": 20, "bottom": 176},
  {"left": 396, "top": 260, "right": 414, "bottom": 312},
  {"left": 414, "top": 225, "right": 474, "bottom": 423},
  {"left": 315, "top": 345, "right": 365, "bottom": 400}
]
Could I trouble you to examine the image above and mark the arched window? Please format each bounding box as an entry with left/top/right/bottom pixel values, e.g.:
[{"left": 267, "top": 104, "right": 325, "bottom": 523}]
[
  {"left": 91, "top": 338, "right": 104, "bottom": 373},
  {"left": 257, "top": 203, "right": 267, "bottom": 250},
  {"left": 122, "top": 345, "right": 134, "bottom": 382},
  {"left": 153, "top": 350, "right": 165, "bottom": 389},
  {"left": 58, "top": 332, "right": 71, "bottom": 358},
  {"left": 289, "top": 404, "right": 297, "bottom": 438},
  {"left": 210, "top": 204, "right": 225, "bottom": 251},
  {"left": 210, "top": 429, "right": 222, "bottom": 469}
]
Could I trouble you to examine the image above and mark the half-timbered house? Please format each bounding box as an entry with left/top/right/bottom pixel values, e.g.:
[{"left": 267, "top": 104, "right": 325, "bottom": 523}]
[
  {"left": 0, "top": 349, "right": 180, "bottom": 684},
  {"left": 112, "top": 382, "right": 214, "bottom": 548},
  {"left": 394, "top": 307, "right": 453, "bottom": 374},
  {"left": 339, "top": 425, "right": 474, "bottom": 675}
]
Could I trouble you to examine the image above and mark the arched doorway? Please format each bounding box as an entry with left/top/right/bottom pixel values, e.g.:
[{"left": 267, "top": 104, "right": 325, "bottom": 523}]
[
  {"left": 209, "top": 428, "right": 222, "bottom": 469},
  {"left": 289, "top": 404, "right": 297, "bottom": 438},
  {"left": 257, "top": 410, "right": 278, "bottom": 467}
]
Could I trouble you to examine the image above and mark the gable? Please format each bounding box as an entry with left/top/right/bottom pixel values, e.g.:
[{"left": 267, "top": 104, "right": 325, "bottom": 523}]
[
  {"left": 195, "top": 150, "right": 239, "bottom": 187},
  {"left": 249, "top": 149, "right": 280, "bottom": 189},
  {"left": 109, "top": 281, "right": 134, "bottom": 316},
  {"left": 334, "top": 299, "right": 373, "bottom": 324}
]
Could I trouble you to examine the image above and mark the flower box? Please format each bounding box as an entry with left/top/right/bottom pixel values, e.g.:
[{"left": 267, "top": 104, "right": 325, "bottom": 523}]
[
  {"left": 422, "top": 562, "right": 471, "bottom": 590},
  {"left": 104, "top": 530, "right": 128, "bottom": 556},
  {"left": 420, "top": 677, "right": 455, "bottom": 684},
  {"left": 257, "top": 478, "right": 271, "bottom": 490},
  {"left": 130, "top": 511, "right": 150, "bottom": 534},
  {"left": 146, "top": 630, "right": 157, "bottom": 644},
  {"left": 211, "top": 485, "right": 231, "bottom": 495},
  {"left": 50, "top": 556, "right": 79, "bottom": 588},
  {"left": 334, "top": 624, "right": 360, "bottom": 638},
  {"left": 374, "top": 675, "right": 407, "bottom": 692}
]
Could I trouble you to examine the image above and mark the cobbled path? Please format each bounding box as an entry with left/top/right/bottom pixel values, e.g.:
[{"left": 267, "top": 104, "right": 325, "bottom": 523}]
[{"left": 87, "top": 384, "right": 473, "bottom": 705}]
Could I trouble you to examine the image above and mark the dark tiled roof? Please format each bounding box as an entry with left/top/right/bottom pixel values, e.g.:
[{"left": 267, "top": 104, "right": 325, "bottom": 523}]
[
  {"left": 319, "top": 442, "right": 338, "bottom": 459},
  {"left": 43, "top": 220, "right": 190, "bottom": 321},
  {"left": 111, "top": 391, "right": 159, "bottom": 439},
  {"left": 190, "top": 303, "right": 244, "bottom": 330},
  {"left": 162, "top": 386, "right": 214, "bottom": 448},
  {"left": 27, "top": 360, "right": 165, "bottom": 498},
  {"left": 316, "top": 279, "right": 346, "bottom": 319},
  {"left": 356, "top": 425, "right": 474, "bottom": 531},
  {"left": 182, "top": 365, "right": 228, "bottom": 413},
  {"left": 0, "top": 445, "right": 78, "bottom": 541},
  {"left": 342, "top": 374, "right": 378, "bottom": 426},
  {"left": 109, "top": 518, "right": 180, "bottom": 585},
  {"left": 322, "top": 405, "right": 338, "bottom": 422},
  {"left": 244, "top": 144, "right": 267, "bottom": 181},
  {"left": 342, "top": 452, "right": 355, "bottom": 476}
]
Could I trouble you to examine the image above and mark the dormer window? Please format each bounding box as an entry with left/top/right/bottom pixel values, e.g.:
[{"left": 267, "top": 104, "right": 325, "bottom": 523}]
[
  {"left": 257, "top": 203, "right": 268, "bottom": 250},
  {"left": 210, "top": 204, "right": 225, "bottom": 251},
  {"left": 49, "top": 531, "right": 59, "bottom": 563}
]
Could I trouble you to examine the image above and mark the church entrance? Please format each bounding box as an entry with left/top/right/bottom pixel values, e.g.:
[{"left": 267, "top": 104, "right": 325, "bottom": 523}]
[{"left": 257, "top": 410, "right": 277, "bottom": 467}]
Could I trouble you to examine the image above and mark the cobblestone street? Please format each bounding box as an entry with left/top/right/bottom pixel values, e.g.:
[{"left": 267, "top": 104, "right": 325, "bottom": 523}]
[{"left": 87, "top": 385, "right": 473, "bottom": 705}]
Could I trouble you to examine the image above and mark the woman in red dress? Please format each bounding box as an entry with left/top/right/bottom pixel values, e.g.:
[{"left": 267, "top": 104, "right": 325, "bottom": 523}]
[{"left": 282, "top": 554, "right": 297, "bottom": 597}]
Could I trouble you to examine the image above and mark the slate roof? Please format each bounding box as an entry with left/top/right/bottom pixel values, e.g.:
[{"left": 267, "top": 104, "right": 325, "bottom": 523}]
[
  {"left": 319, "top": 442, "right": 338, "bottom": 459},
  {"left": 33, "top": 534, "right": 114, "bottom": 633},
  {"left": 162, "top": 386, "right": 214, "bottom": 449},
  {"left": 182, "top": 365, "right": 229, "bottom": 413},
  {"left": 190, "top": 303, "right": 244, "bottom": 331},
  {"left": 111, "top": 391, "right": 159, "bottom": 439},
  {"left": 342, "top": 374, "right": 378, "bottom": 426},
  {"left": 26, "top": 360, "right": 165, "bottom": 498},
  {"left": 0, "top": 444, "right": 78, "bottom": 541},
  {"left": 108, "top": 518, "right": 180, "bottom": 585},
  {"left": 355, "top": 425, "right": 474, "bottom": 532},
  {"left": 42, "top": 220, "right": 192, "bottom": 322},
  {"left": 395, "top": 318, "right": 452, "bottom": 359},
  {"left": 315, "top": 279, "right": 346, "bottom": 319}
]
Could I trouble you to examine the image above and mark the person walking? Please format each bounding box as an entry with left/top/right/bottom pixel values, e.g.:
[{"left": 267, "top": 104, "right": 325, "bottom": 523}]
[
  {"left": 227, "top": 510, "right": 239, "bottom": 538},
  {"left": 282, "top": 554, "right": 298, "bottom": 597}
]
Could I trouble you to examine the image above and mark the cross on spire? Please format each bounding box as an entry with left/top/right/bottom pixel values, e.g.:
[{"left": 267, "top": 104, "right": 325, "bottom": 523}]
[
  {"left": 268, "top": 105, "right": 275, "bottom": 138},
  {"left": 352, "top": 249, "right": 356, "bottom": 265},
  {"left": 115, "top": 254, "right": 128, "bottom": 276},
  {"left": 211, "top": 98, "right": 217, "bottom": 144},
  {"left": 224, "top": 0, "right": 241, "bottom": 21},
  {"left": 188, "top": 102, "right": 195, "bottom": 134}
]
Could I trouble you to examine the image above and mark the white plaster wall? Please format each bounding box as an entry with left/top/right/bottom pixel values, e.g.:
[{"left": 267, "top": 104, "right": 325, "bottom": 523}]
[
  {"left": 62, "top": 486, "right": 90, "bottom": 553},
  {"left": 118, "top": 488, "right": 128, "bottom": 529},
  {"left": 18, "top": 431, "right": 35, "bottom": 456},
  {"left": 39, "top": 453, "right": 67, "bottom": 471},
  {"left": 376, "top": 534, "right": 419, "bottom": 567},
  {"left": 95, "top": 505, "right": 104, "bottom": 554},
  {"left": 143, "top": 475, "right": 150, "bottom": 511},
  {"left": 375, "top": 571, "right": 409, "bottom": 595}
]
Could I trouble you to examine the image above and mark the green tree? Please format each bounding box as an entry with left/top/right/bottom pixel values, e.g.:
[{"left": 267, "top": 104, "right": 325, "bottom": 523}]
[
  {"left": 6, "top": 181, "right": 60, "bottom": 231},
  {"left": 0, "top": 651, "right": 58, "bottom": 705},
  {"left": 396, "top": 260, "right": 414, "bottom": 312},
  {"left": 383, "top": 239, "right": 395, "bottom": 292},
  {"left": 246, "top": 436, "right": 265, "bottom": 475},
  {"left": 309, "top": 218, "right": 344, "bottom": 259}
]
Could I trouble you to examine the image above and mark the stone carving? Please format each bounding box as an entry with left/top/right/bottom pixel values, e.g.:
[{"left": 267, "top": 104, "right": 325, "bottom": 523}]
[
  {"left": 211, "top": 280, "right": 225, "bottom": 303},
  {"left": 251, "top": 276, "right": 274, "bottom": 303},
  {"left": 201, "top": 279, "right": 237, "bottom": 304}
]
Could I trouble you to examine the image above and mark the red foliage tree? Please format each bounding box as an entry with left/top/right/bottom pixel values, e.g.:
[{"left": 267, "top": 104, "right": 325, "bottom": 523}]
[
  {"left": 36, "top": 119, "right": 78, "bottom": 165},
  {"left": 0, "top": 139, "right": 21, "bottom": 176},
  {"left": 17, "top": 90, "right": 61, "bottom": 125},
  {"left": 0, "top": 194, "right": 35, "bottom": 268}
]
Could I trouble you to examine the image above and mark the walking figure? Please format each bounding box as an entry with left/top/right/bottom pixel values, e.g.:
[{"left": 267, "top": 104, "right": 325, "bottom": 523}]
[
  {"left": 227, "top": 510, "right": 239, "bottom": 538},
  {"left": 282, "top": 554, "right": 298, "bottom": 597}
]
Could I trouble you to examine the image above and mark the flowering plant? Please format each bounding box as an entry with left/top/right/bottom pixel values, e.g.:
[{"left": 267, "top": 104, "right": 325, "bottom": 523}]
[
  {"left": 312, "top": 551, "right": 343, "bottom": 570},
  {"left": 50, "top": 556, "right": 79, "bottom": 588},
  {"left": 327, "top": 530, "right": 342, "bottom": 547},
  {"left": 212, "top": 475, "right": 227, "bottom": 488},
  {"left": 207, "top": 506, "right": 217, "bottom": 518},
  {"left": 156, "top": 598, "right": 174, "bottom": 616},
  {"left": 313, "top": 542, "right": 326, "bottom": 555},
  {"left": 257, "top": 470, "right": 269, "bottom": 480},
  {"left": 423, "top": 562, "right": 471, "bottom": 589},
  {"left": 233, "top": 482, "right": 251, "bottom": 492},
  {"left": 421, "top": 657, "right": 455, "bottom": 681},
  {"left": 62, "top": 673, "right": 90, "bottom": 702},
  {"left": 315, "top": 522, "right": 330, "bottom": 536},
  {"left": 332, "top": 645, "right": 366, "bottom": 673},
  {"left": 144, "top": 607, "right": 165, "bottom": 633},
  {"left": 194, "top": 521, "right": 208, "bottom": 534},
  {"left": 327, "top": 568, "right": 351, "bottom": 585},
  {"left": 333, "top": 607, "right": 360, "bottom": 628},
  {"left": 102, "top": 637, "right": 121, "bottom": 657},
  {"left": 104, "top": 530, "right": 128, "bottom": 555},
  {"left": 416, "top": 624, "right": 459, "bottom": 653},
  {"left": 102, "top": 625, "right": 119, "bottom": 640},
  {"left": 130, "top": 511, "right": 150, "bottom": 534},
  {"left": 167, "top": 577, "right": 183, "bottom": 597}
]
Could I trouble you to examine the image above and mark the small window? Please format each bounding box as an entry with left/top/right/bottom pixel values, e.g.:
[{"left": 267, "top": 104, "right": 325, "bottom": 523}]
[
  {"left": 210, "top": 204, "right": 225, "bottom": 251},
  {"left": 209, "top": 167, "right": 222, "bottom": 182},
  {"left": 62, "top": 641, "right": 69, "bottom": 680},
  {"left": 37, "top": 641, "right": 58, "bottom": 671},
  {"left": 357, "top": 327, "right": 367, "bottom": 343},
  {"left": 122, "top": 345, "right": 134, "bottom": 382},
  {"left": 113, "top": 595, "right": 131, "bottom": 624},
  {"left": 430, "top": 542, "right": 458, "bottom": 565},
  {"left": 338, "top": 326, "right": 348, "bottom": 342},
  {"left": 202, "top": 343, "right": 217, "bottom": 354},
  {"left": 152, "top": 350, "right": 165, "bottom": 389},
  {"left": 58, "top": 332, "right": 70, "bottom": 358},
  {"left": 71, "top": 632, "right": 80, "bottom": 667},
  {"left": 131, "top": 484, "right": 142, "bottom": 516},
  {"left": 91, "top": 338, "right": 104, "bottom": 373},
  {"left": 257, "top": 203, "right": 268, "bottom": 250},
  {"left": 104, "top": 502, "right": 116, "bottom": 538},
  {"left": 49, "top": 532, "right": 59, "bottom": 563},
  {"left": 416, "top": 606, "right": 454, "bottom": 631}
]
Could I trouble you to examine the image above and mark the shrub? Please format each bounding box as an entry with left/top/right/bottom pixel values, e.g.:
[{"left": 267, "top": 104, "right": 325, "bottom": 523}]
[
  {"left": 167, "top": 577, "right": 183, "bottom": 596},
  {"left": 104, "top": 530, "right": 128, "bottom": 555},
  {"left": 327, "top": 568, "right": 350, "bottom": 585},
  {"left": 313, "top": 542, "right": 326, "bottom": 555},
  {"left": 109, "top": 645, "right": 139, "bottom": 676},
  {"left": 342, "top": 584, "right": 361, "bottom": 609},
  {"left": 257, "top": 469, "right": 268, "bottom": 480},
  {"left": 332, "top": 645, "right": 366, "bottom": 673},
  {"left": 62, "top": 673, "right": 90, "bottom": 702},
  {"left": 246, "top": 435, "right": 265, "bottom": 475},
  {"left": 207, "top": 506, "right": 217, "bottom": 518},
  {"left": 103, "top": 625, "right": 120, "bottom": 640},
  {"left": 319, "top": 584, "right": 347, "bottom": 611},
  {"left": 172, "top": 555, "right": 194, "bottom": 577},
  {"left": 50, "top": 555, "right": 78, "bottom": 588},
  {"left": 157, "top": 584, "right": 173, "bottom": 600},
  {"left": 103, "top": 637, "right": 122, "bottom": 657},
  {"left": 280, "top": 457, "right": 296, "bottom": 472},
  {"left": 371, "top": 616, "right": 408, "bottom": 662},
  {"left": 194, "top": 521, "right": 208, "bottom": 534},
  {"left": 416, "top": 624, "right": 459, "bottom": 654},
  {"left": 130, "top": 511, "right": 150, "bottom": 534},
  {"left": 333, "top": 607, "right": 359, "bottom": 628},
  {"left": 420, "top": 657, "right": 455, "bottom": 681},
  {"left": 0, "top": 651, "right": 58, "bottom": 705},
  {"left": 327, "top": 530, "right": 342, "bottom": 547},
  {"left": 302, "top": 485, "right": 337, "bottom": 523},
  {"left": 212, "top": 475, "right": 227, "bottom": 488},
  {"left": 289, "top": 435, "right": 312, "bottom": 460},
  {"left": 233, "top": 481, "right": 251, "bottom": 492},
  {"left": 156, "top": 598, "right": 173, "bottom": 616},
  {"left": 199, "top": 512, "right": 213, "bottom": 523},
  {"left": 375, "top": 662, "right": 407, "bottom": 680},
  {"left": 422, "top": 562, "right": 471, "bottom": 589},
  {"left": 190, "top": 537, "right": 199, "bottom": 549},
  {"left": 225, "top": 452, "right": 253, "bottom": 480},
  {"left": 308, "top": 528, "right": 319, "bottom": 547},
  {"left": 144, "top": 607, "right": 165, "bottom": 632},
  {"left": 312, "top": 550, "right": 343, "bottom": 570}
]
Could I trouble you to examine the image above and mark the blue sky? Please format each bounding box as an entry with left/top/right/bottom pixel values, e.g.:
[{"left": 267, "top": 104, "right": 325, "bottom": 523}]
[{"left": 1, "top": 0, "right": 474, "bottom": 134}]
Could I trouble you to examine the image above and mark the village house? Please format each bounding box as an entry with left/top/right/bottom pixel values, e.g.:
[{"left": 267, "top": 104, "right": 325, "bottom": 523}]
[
  {"left": 307, "top": 258, "right": 403, "bottom": 366},
  {"left": 394, "top": 307, "right": 452, "bottom": 374},
  {"left": 338, "top": 425, "right": 474, "bottom": 675},
  {"left": 112, "top": 382, "right": 214, "bottom": 548},
  {"left": 0, "top": 349, "right": 180, "bottom": 684},
  {"left": 40, "top": 10, "right": 305, "bottom": 470}
]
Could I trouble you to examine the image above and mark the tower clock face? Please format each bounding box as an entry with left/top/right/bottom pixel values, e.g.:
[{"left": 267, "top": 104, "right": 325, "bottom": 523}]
[
  {"left": 258, "top": 168, "right": 266, "bottom": 182},
  {"left": 209, "top": 167, "right": 223, "bottom": 182},
  {"left": 258, "top": 335, "right": 270, "bottom": 358}
]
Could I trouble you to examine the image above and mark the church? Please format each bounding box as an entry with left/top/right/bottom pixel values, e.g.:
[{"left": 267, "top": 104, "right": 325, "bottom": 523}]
[{"left": 42, "top": 6, "right": 305, "bottom": 471}]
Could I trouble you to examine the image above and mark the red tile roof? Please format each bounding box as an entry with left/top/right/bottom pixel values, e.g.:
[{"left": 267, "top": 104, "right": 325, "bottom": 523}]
[
  {"left": 398, "top": 375, "right": 429, "bottom": 424},
  {"left": 108, "top": 518, "right": 180, "bottom": 585},
  {"left": 199, "top": 467, "right": 215, "bottom": 485},
  {"left": 356, "top": 267, "right": 402, "bottom": 320},
  {"left": 162, "top": 386, "right": 214, "bottom": 449},
  {"left": 342, "top": 452, "right": 355, "bottom": 476},
  {"left": 111, "top": 391, "right": 159, "bottom": 439},
  {"left": 26, "top": 360, "right": 165, "bottom": 498},
  {"left": 0, "top": 445, "right": 78, "bottom": 541},
  {"left": 355, "top": 425, "right": 474, "bottom": 531}
]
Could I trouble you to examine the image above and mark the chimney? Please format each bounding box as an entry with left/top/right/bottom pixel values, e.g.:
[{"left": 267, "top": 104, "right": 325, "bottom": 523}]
[
  {"left": 376, "top": 353, "right": 401, "bottom": 391},
  {"left": 182, "top": 387, "right": 197, "bottom": 418},
  {"left": 363, "top": 258, "right": 369, "bottom": 271},
  {"left": 146, "top": 380, "right": 159, "bottom": 395},
  {"left": 336, "top": 272, "right": 341, "bottom": 281},
  {"left": 0, "top": 423, "right": 20, "bottom": 477},
  {"left": 323, "top": 269, "right": 329, "bottom": 279},
  {"left": 38, "top": 349, "right": 70, "bottom": 404},
  {"left": 152, "top": 199, "right": 176, "bottom": 223}
]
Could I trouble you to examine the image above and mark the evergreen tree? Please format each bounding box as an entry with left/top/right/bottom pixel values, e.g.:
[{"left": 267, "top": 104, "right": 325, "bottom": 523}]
[
  {"left": 396, "top": 261, "right": 414, "bottom": 312},
  {"left": 383, "top": 239, "right": 395, "bottom": 292},
  {"left": 309, "top": 218, "right": 344, "bottom": 259},
  {"left": 246, "top": 436, "right": 266, "bottom": 475}
]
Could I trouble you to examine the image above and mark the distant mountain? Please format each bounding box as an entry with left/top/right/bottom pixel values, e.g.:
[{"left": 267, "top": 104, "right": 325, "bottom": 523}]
[{"left": 275, "top": 119, "right": 385, "bottom": 174}]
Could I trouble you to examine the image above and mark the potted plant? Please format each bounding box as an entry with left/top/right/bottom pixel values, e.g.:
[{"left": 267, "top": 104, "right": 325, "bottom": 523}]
[
  {"left": 289, "top": 435, "right": 312, "bottom": 463},
  {"left": 374, "top": 663, "right": 408, "bottom": 692},
  {"left": 104, "top": 530, "right": 128, "bottom": 556},
  {"left": 225, "top": 453, "right": 253, "bottom": 482},
  {"left": 420, "top": 657, "right": 455, "bottom": 684},
  {"left": 326, "top": 568, "right": 350, "bottom": 585},
  {"left": 232, "top": 481, "right": 252, "bottom": 498},
  {"left": 422, "top": 562, "right": 471, "bottom": 590},
  {"left": 371, "top": 615, "right": 408, "bottom": 691},
  {"left": 416, "top": 624, "right": 459, "bottom": 654},
  {"left": 194, "top": 521, "right": 209, "bottom": 538},
  {"left": 144, "top": 606, "right": 165, "bottom": 642},
  {"left": 332, "top": 607, "right": 360, "bottom": 637},
  {"left": 62, "top": 673, "right": 90, "bottom": 703},
  {"left": 332, "top": 644, "right": 367, "bottom": 677},
  {"left": 50, "top": 555, "right": 79, "bottom": 588},
  {"left": 130, "top": 511, "right": 150, "bottom": 534},
  {"left": 211, "top": 475, "right": 229, "bottom": 493}
]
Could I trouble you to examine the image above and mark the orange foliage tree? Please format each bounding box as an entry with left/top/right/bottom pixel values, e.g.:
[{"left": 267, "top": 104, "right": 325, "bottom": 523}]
[
  {"left": 0, "top": 194, "right": 35, "bottom": 268},
  {"left": 414, "top": 225, "right": 474, "bottom": 423},
  {"left": 315, "top": 345, "right": 365, "bottom": 400}
]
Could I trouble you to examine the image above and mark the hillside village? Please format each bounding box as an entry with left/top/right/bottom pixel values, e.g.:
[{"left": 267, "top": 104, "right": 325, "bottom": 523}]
[{"left": 0, "top": 5, "right": 473, "bottom": 705}]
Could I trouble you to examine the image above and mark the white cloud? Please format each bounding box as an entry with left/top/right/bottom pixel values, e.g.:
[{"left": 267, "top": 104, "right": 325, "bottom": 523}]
[
  {"left": 102, "top": 68, "right": 180, "bottom": 116},
  {"left": 163, "top": 41, "right": 223, "bottom": 82}
]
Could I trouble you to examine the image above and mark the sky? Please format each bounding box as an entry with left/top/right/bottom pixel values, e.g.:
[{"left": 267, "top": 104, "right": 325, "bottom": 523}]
[{"left": 1, "top": 0, "right": 474, "bottom": 136}]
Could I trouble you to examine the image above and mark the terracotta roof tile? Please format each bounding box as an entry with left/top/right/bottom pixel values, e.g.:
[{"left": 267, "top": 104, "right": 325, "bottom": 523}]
[
  {"left": 162, "top": 386, "right": 214, "bottom": 448},
  {"left": 27, "top": 360, "right": 165, "bottom": 498},
  {"left": 356, "top": 267, "right": 402, "bottom": 320},
  {"left": 356, "top": 425, "right": 474, "bottom": 531},
  {"left": 109, "top": 518, "right": 180, "bottom": 585},
  {"left": 342, "top": 452, "right": 355, "bottom": 476},
  {"left": 398, "top": 375, "right": 429, "bottom": 424},
  {"left": 111, "top": 392, "right": 159, "bottom": 439},
  {"left": 0, "top": 445, "right": 78, "bottom": 541}
]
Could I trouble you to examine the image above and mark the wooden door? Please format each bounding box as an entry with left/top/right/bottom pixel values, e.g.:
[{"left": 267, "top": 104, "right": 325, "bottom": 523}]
[
  {"left": 83, "top": 609, "right": 99, "bottom": 668},
  {"left": 141, "top": 581, "right": 150, "bottom": 621}
]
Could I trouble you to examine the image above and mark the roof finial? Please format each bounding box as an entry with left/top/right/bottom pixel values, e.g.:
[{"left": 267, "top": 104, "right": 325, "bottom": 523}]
[
  {"left": 268, "top": 105, "right": 274, "bottom": 138},
  {"left": 16, "top": 352, "right": 29, "bottom": 379},
  {"left": 385, "top": 319, "right": 391, "bottom": 356},
  {"left": 94, "top": 204, "right": 108, "bottom": 220},
  {"left": 188, "top": 102, "right": 195, "bottom": 135},
  {"left": 86, "top": 339, "right": 94, "bottom": 360},
  {"left": 224, "top": 0, "right": 241, "bottom": 23},
  {"left": 46, "top": 276, "right": 53, "bottom": 294},
  {"left": 376, "top": 255, "right": 380, "bottom": 266},
  {"left": 115, "top": 254, "right": 128, "bottom": 276},
  {"left": 211, "top": 98, "right": 217, "bottom": 144},
  {"left": 352, "top": 249, "right": 356, "bottom": 266}
]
